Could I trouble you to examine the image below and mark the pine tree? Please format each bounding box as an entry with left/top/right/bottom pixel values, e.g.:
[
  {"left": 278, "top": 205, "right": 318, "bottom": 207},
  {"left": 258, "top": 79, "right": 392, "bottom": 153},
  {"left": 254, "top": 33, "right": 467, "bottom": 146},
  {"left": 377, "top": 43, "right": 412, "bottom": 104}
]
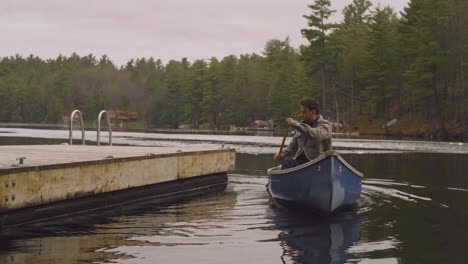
[
  {"left": 202, "top": 58, "right": 223, "bottom": 130},
  {"left": 400, "top": 0, "right": 450, "bottom": 135},
  {"left": 186, "top": 60, "right": 207, "bottom": 128},
  {"left": 343, "top": 0, "right": 372, "bottom": 27},
  {"left": 263, "top": 38, "right": 298, "bottom": 126},
  {"left": 361, "top": 6, "right": 399, "bottom": 134},
  {"left": 334, "top": 0, "right": 372, "bottom": 123},
  {"left": 301, "top": 0, "right": 337, "bottom": 114}
]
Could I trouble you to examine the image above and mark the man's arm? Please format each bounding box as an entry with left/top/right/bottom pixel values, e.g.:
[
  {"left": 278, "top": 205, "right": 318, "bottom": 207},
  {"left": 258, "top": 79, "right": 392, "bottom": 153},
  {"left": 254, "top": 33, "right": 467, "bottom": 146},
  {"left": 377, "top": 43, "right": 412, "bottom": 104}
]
[
  {"left": 289, "top": 120, "right": 332, "bottom": 142},
  {"left": 281, "top": 135, "right": 298, "bottom": 157}
]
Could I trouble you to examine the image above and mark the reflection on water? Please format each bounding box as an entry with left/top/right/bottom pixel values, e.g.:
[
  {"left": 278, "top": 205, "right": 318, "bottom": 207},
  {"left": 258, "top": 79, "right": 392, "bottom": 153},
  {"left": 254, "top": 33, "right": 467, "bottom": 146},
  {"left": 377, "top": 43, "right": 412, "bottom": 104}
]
[
  {"left": 267, "top": 200, "right": 360, "bottom": 264},
  {"left": 2, "top": 170, "right": 466, "bottom": 263},
  {"left": 0, "top": 190, "right": 239, "bottom": 264},
  {"left": 0, "top": 174, "right": 362, "bottom": 264},
  {"left": 0, "top": 131, "right": 468, "bottom": 263}
]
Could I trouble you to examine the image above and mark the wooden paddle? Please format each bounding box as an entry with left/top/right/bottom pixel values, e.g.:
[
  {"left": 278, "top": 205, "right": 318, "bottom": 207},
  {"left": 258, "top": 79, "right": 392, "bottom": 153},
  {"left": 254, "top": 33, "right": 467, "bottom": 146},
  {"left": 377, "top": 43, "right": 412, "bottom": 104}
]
[{"left": 276, "top": 126, "right": 290, "bottom": 165}]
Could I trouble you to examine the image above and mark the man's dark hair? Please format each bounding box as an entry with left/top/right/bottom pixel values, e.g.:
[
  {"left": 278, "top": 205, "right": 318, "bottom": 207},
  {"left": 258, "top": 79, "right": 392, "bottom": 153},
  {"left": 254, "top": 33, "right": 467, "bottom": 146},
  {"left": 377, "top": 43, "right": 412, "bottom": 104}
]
[{"left": 300, "top": 98, "right": 320, "bottom": 114}]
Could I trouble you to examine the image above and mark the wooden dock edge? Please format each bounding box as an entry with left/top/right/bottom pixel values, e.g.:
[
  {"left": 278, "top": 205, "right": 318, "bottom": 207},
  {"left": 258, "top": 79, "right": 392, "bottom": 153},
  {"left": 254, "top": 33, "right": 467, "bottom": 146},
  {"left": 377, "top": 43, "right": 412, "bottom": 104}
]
[
  {"left": 0, "top": 172, "right": 227, "bottom": 227},
  {"left": 0, "top": 147, "right": 235, "bottom": 226}
]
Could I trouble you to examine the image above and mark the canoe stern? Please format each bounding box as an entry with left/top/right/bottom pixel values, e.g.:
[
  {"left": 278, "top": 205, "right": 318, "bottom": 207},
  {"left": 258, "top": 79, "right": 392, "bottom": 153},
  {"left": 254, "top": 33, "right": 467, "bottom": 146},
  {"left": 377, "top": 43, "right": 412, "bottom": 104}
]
[
  {"left": 268, "top": 151, "right": 363, "bottom": 213},
  {"left": 330, "top": 156, "right": 362, "bottom": 211}
]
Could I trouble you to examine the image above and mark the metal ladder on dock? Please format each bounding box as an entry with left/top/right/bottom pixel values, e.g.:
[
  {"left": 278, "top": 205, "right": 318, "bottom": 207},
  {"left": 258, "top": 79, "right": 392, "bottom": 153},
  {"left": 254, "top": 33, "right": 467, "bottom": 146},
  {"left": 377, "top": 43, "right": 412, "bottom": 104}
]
[
  {"left": 69, "top": 110, "right": 112, "bottom": 146},
  {"left": 97, "top": 110, "right": 112, "bottom": 146}
]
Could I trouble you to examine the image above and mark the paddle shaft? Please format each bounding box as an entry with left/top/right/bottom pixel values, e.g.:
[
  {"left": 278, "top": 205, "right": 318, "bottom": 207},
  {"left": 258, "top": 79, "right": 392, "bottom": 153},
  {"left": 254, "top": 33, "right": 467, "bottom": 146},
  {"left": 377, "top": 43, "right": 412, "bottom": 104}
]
[{"left": 277, "top": 126, "right": 290, "bottom": 161}]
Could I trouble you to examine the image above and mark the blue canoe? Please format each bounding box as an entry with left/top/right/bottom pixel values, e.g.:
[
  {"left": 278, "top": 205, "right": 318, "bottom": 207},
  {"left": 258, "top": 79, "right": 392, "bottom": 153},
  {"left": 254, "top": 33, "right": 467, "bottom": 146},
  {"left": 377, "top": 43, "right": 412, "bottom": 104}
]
[{"left": 267, "top": 151, "right": 363, "bottom": 213}]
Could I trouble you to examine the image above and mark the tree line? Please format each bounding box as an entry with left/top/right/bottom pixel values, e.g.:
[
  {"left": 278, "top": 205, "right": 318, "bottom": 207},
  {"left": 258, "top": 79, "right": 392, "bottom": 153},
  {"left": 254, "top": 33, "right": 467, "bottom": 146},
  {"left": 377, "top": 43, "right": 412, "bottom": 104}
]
[
  {"left": 305, "top": 0, "right": 467, "bottom": 136},
  {"left": 0, "top": 0, "right": 466, "bottom": 136}
]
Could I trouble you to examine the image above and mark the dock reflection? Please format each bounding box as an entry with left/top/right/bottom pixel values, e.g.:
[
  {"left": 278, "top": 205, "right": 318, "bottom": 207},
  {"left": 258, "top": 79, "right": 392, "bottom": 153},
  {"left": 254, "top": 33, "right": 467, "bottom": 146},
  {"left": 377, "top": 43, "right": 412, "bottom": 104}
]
[
  {"left": 0, "top": 190, "right": 238, "bottom": 264},
  {"left": 268, "top": 200, "right": 361, "bottom": 264}
]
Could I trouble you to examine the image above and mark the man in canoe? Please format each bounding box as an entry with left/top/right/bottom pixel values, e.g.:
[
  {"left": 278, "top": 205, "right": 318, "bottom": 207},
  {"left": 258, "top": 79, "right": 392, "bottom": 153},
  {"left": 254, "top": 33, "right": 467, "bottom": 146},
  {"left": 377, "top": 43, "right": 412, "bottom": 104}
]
[{"left": 274, "top": 98, "right": 332, "bottom": 169}]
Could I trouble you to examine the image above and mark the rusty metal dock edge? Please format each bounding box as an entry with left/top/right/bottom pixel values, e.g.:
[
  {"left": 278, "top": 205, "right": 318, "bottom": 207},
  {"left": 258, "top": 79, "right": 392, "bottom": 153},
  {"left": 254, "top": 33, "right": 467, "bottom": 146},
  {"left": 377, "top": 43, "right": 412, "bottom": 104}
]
[{"left": 0, "top": 148, "right": 235, "bottom": 226}]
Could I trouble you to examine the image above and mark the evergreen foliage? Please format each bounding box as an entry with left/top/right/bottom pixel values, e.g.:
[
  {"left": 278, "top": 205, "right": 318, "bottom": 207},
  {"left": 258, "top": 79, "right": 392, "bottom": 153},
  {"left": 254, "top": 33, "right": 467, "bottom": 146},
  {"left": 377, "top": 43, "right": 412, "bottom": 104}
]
[{"left": 0, "top": 0, "right": 466, "bottom": 136}]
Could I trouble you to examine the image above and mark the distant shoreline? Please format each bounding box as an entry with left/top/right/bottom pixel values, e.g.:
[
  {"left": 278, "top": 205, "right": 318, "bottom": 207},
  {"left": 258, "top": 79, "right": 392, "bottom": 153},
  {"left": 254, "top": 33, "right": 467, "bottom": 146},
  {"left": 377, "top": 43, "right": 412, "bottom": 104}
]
[{"left": 0, "top": 121, "right": 466, "bottom": 143}]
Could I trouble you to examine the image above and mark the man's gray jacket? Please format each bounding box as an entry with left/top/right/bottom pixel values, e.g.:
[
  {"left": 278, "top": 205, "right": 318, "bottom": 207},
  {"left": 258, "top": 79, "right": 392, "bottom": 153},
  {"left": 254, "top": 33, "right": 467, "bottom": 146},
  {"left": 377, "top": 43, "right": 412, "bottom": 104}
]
[{"left": 281, "top": 115, "right": 332, "bottom": 161}]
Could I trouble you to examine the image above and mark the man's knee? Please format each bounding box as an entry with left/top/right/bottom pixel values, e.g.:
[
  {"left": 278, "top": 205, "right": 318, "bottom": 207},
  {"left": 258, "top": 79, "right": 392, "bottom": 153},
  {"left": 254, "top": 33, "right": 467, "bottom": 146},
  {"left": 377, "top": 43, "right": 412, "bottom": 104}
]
[{"left": 281, "top": 157, "right": 298, "bottom": 169}]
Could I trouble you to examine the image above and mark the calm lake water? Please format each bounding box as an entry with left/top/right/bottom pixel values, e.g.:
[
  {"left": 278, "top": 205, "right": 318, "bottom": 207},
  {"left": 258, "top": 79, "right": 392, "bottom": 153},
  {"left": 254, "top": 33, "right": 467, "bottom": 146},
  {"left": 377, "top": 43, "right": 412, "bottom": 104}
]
[{"left": 0, "top": 128, "right": 467, "bottom": 264}]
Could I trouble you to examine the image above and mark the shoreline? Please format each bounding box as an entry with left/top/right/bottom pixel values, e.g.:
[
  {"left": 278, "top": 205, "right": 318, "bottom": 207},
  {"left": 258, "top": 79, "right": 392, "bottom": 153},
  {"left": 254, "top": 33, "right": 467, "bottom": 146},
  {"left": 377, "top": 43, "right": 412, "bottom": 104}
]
[{"left": 0, "top": 121, "right": 466, "bottom": 142}]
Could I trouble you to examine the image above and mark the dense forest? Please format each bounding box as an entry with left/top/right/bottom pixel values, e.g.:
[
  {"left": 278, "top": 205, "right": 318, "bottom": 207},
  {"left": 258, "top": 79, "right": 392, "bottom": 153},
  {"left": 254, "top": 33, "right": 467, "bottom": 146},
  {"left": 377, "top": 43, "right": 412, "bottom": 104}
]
[{"left": 0, "top": 0, "right": 466, "bottom": 137}]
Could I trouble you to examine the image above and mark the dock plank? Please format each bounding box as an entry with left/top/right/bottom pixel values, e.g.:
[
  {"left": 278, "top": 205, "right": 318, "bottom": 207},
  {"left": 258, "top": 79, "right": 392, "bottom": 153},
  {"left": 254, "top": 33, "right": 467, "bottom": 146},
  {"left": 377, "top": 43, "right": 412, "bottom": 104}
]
[{"left": 0, "top": 145, "right": 225, "bottom": 168}]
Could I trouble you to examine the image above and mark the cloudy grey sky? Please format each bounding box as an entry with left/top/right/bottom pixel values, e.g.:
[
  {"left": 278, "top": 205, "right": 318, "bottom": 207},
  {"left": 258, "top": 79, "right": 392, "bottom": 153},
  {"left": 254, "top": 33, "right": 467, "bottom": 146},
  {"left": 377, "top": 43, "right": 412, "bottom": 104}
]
[{"left": 1, "top": 0, "right": 408, "bottom": 65}]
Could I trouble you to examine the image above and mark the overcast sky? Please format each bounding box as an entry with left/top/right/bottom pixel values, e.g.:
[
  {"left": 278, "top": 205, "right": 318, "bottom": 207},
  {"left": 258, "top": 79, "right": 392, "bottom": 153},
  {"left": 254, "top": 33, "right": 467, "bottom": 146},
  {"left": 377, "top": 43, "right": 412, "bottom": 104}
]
[{"left": 0, "top": 0, "right": 409, "bottom": 66}]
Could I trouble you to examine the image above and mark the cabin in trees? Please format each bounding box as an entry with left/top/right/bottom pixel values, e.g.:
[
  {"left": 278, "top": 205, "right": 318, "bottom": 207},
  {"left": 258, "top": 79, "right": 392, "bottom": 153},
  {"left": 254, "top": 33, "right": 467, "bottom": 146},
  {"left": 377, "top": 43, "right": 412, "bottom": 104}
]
[{"left": 107, "top": 109, "right": 139, "bottom": 128}]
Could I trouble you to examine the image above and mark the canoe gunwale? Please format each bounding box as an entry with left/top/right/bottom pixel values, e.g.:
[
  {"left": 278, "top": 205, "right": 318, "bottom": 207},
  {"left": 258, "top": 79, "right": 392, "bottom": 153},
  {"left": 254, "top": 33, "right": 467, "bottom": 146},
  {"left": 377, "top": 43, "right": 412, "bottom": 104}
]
[{"left": 267, "top": 150, "right": 364, "bottom": 177}]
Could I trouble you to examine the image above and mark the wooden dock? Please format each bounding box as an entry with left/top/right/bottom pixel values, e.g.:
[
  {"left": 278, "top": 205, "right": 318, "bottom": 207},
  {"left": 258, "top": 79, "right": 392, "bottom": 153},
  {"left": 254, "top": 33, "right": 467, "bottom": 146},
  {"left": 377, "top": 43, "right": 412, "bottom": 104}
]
[{"left": 0, "top": 145, "right": 235, "bottom": 226}]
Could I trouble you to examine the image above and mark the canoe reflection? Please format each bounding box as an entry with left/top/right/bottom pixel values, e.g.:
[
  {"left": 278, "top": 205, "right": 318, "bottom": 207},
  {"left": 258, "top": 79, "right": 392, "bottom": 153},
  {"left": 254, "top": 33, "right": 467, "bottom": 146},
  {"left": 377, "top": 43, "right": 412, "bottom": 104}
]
[{"left": 268, "top": 200, "right": 361, "bottom": 264}]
